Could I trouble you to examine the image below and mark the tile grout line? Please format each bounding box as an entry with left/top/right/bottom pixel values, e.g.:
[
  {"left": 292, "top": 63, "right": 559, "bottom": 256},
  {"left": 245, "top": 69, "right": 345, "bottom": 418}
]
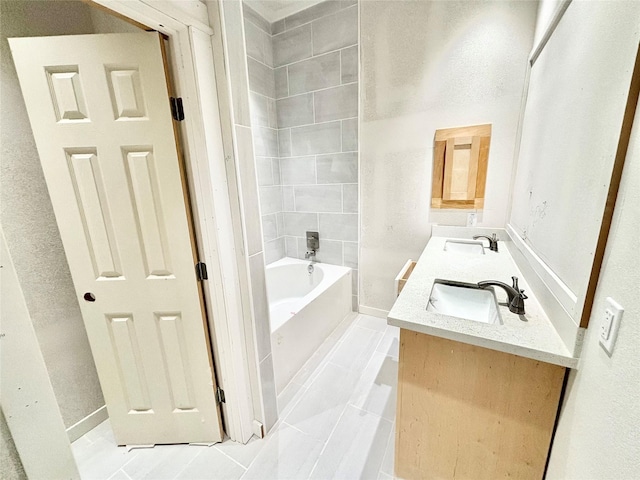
[
  {"left": 273, "top": 42, "right": 358, "bottom": 70},
  {"left": 212, "top": 444, "right": 249, "bottom": 471}
]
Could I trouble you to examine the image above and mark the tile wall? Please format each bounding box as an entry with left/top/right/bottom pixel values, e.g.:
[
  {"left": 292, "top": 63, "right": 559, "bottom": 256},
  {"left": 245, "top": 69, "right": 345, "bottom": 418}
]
[{"left": 244, "top": 0, "right": 360, "bottom": 308}]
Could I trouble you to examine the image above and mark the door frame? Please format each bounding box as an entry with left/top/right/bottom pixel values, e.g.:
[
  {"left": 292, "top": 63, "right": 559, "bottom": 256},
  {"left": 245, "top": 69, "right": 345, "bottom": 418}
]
[{"left": 86, "top": 0, "right": 259, "bottom": 443}]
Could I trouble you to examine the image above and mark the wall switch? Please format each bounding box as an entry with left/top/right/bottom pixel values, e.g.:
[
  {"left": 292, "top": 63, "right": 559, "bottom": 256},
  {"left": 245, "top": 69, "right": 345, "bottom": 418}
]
[{"left": 599, "top": 297, "right": 624, "bottom": 355}]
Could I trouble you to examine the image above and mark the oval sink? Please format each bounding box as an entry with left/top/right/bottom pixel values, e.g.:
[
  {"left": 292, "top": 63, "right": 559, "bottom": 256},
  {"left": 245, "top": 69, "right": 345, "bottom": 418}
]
[
  {"left": 443, "top": 239, "right": 485, "bottom": 255},
  {"left": 426, "top": 279, "right": 502, "bottom": 324}
]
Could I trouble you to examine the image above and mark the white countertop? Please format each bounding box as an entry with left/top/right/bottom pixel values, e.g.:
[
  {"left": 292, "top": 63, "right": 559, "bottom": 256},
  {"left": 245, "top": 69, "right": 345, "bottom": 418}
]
[{"left": 387, "top": 235, "right": 579, "bottom": 368}]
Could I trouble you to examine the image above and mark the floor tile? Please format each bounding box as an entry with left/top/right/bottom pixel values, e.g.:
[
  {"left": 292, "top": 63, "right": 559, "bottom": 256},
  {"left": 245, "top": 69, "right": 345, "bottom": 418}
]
[
  {"left": 73, "top": 437, "right": 138, "bottom": 480},
  {"left": 376, "top": 325, "right": 400, "bottom": 359},
  {"left": 107, "top": 470, "right": 132, "bottom": 480},
  {"left": 329, "top": 325, "right": 384, "bottom": 374},
  {"left": 355, "top": 314, "right": 388, "bottom": 332},
  {"left": 284, "top": 362, "right": 358, "bottom": 442},
  {"left": 380, "top": 422, "right": 396, "bottom": 477},
  {"left": 349, "top": 351, "right": 398, "bottom": 421},
  {"left": 310, "top": 405, "right": 393, "bottom": 480},
  {"left": 121, "top": 444, "right": 202, "bottom": 479},
  {"left": 175, "top": 446, "right": 245, "bottom": 480},
  {"left": 214, "top": 435, "right": 268, "bottom": 469},
  {"left": 242, "top": 423, "right": 323, "bottom": 479}
]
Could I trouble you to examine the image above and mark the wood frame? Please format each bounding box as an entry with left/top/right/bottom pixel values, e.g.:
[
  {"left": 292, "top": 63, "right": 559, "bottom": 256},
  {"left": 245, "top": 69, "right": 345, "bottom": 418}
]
[{"left": 431, "top": 124, "right": 491, "bottom": 209}]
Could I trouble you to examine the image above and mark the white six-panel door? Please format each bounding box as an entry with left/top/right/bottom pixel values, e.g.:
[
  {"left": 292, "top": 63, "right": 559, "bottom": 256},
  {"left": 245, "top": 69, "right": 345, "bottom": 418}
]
[{"left": 9, "top": 32, "right": 223, "bottom": 445}]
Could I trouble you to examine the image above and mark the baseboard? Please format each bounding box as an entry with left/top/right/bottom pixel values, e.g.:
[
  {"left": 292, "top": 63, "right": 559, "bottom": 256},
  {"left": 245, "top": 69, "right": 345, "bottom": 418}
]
[
  {"left": 358, "top": 305, "right": 390, "bottom": 319},
  {"left": 66, "top": 405, "right": 108, "bottom": 443}
]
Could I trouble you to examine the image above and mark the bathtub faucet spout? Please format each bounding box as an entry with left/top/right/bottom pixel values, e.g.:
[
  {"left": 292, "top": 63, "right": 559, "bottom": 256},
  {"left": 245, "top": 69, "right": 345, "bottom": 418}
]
[{"left": 305, "top": 249, "right": 316, "bottom": 261}]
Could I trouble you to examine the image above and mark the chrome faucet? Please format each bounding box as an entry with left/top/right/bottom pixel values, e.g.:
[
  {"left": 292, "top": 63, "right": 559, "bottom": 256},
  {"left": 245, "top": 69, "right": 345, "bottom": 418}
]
[
  {"left": 477, "top": 276, "right": 528, "bottom": 314},
  {"left": 304, "top": 250, "right": 316, "bottom": 260},
  {"left": 473, "top": 233, "right": 499, "bottom": 252}
]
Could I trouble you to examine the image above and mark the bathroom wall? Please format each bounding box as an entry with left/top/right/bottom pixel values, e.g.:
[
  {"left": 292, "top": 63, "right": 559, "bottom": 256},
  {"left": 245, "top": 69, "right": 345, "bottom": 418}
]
[
  {"left": 244, "top": 0, "right": 360, "bottom": 306},
  {"left": 359, "top": 0, "right": 538, "bottom": 314},
  {"left": 508, "top": 0, "right": 640, "bottom": 324},
  {"left": 546, "top": 91, "right": 640, "bottom": 480},
  {"left": 0, "top": 409, "right": 26, "bottom": 480},
  {"left": 0, "top": 0, "right": 105, "bottom": 429}
]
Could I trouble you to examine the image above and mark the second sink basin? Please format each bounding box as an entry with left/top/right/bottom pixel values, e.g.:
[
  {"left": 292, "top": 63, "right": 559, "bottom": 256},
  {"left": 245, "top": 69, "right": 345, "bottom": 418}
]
[
  {"left": 444, "top": 239, "right": 485, "bottom": 255},
  {"left": 427, "top": 279, "right": 502, "bottom": 324}
]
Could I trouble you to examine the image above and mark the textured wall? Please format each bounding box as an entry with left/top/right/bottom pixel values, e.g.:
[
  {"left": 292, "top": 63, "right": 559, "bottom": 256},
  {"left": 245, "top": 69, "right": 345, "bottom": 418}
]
[
  {"left": 359, "top": 0, "right": 537, "bottom": 313},
  {"left": 0, "top": 409, "right": 26, "bottom": 480},
  {"left": 0, "top": 0, "right": 104, "bottom": 428},
  {"left": 546, "top": 80, "right": 640, "bottom": 479}
]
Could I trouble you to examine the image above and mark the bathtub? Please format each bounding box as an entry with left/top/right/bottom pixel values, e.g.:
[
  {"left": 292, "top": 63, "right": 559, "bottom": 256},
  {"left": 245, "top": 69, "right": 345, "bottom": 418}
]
[{"left": 266, "top": 257, "right": 352, "bottom": 393}]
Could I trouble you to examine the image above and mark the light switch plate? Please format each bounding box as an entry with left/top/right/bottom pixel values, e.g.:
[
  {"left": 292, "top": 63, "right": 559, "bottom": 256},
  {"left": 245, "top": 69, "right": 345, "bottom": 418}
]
[{"left": 599, "top": 297, "right": 623, "bottom": 356}]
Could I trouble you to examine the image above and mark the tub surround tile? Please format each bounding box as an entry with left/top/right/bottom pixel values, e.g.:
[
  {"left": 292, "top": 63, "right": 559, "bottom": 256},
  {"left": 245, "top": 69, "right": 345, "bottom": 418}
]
[
  {"left": 275, "top": 66, "right": 289, "bottom": 99},
  {"left": 294, "top": 185, "right": 343, "bottom": 212},
  {"left": 343, "top": 241, "right": 358, "bottom": 269},
  {"left": 222, "top": 1, "right": 251, "bottom": 126},
  {"left": 341, "top": 117, "right": 358, "bottom": 151},
  {"left": 341, "top": 45, "right": 358, "bottom": 83},
  {"left": 267, "top": 98, "right": 278, "bottom": 128},
  {"left": 273, "top": 24, "right": 312, "bottom": 67},
  {"left": 297, "top": 237, "right": 343, "bottom": 264},
  {"left": 272, "top": 19, "right": 285, "bottom": 35},
  {"left": 313, "top": 83, "right": 358, "bottom": 122},
  {"left": 287, "top": 51, "right": 341, "bottom": 95},
  {"left": 319, "top": 213, "right": 358, "bottom": 241},
  {"left": 352, "top": 295, "right": 359, "bottom": 312},
  {"left": 282, "top": 212, "right": 319, "bottom": 236},
  {"left": 256, "top": 157, "right": 274, "bottom": 186},
  {"left": 259, "top": 186, "right": 283, "bottom": 215},
  {"left": 264, "top": 237, "right": 285, "bottom": 264},
  {"left": 271, "top": 157, "right": 281, "bottom": 184},
  {"left": 277, "top": 128, "right": 291, "bottom": 156},
  {"left": 285, "top": 235, "right": 298, "bottom": 258},
  {"left": 276, "top": 93, "right": 314, "bottom": 128},
  {"left": 312, "top": 5, "right": 358, "bottom": 55},
  {"left": 316, "top": 152, "right": 358, "bottom": 183},
  {"left": 243, "top": 2, "right": 272, "bottom": 34},
  {"left": 262, "top": 213, "right": 278, "bottom": 241},
  {"left": 248, "top": 57, "right": 276, "bottom": 98},
  {"left": 282, "top": 185, "right": 295, "bottom": 210},
  {"left": 309, "top": 405, "right": 392, "bottom": 480},
  {"left": 284, "top": 0, "right": 344, "bottom": 30},
  {"left": 351, "top": 268, "right": 358, "bottom": 298},
  {"left": 235, "top": 126, "right": 263, "bottom": 257},
  {"left": 342, "top": 184, "right": 358, "bottom": 213},
  {"left": 249, "top": 91, "right": 269, "bottom": 127},
  {"left": 245, "top": 19, "right": 270, "bottom": 66},
  {"left": 280, "top": 156, "right": 316, "bottom": 185},
  {"left": 253, "top": 126, "right": 279, "bottom": 157},
  {"left": 276, "top": 212, "right": 285, "bottom": 237},
  {"left": 291, "top": 121, "right": 341, "bottom": 155},
  {"left": 249, "top": 253, "right": 272, "bottom": 362}
]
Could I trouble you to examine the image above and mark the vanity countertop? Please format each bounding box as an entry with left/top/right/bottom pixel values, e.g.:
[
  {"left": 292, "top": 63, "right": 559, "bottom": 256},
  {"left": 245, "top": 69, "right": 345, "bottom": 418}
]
[{"left": 387, "top": 235, "right": 579, "bottom": 368}]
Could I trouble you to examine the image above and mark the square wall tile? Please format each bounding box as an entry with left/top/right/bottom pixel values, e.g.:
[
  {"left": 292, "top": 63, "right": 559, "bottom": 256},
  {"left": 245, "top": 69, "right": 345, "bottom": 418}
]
[
  {"left": 294, "top": 185, "right": 342, "bottom": 212},
  {"left": 248, "top": 57, "right": 275, "bottom": 98},
  {"left": 316, "top": 152, "right": 358, "bottom": 183},
  {"left": 287, "top": 51, "right": 340, "bottom": 95},
  {"left": 280, "top": 156, "right": 317, "bottom": 185},
  {"left": 291, "top": 121, "right": 341, "bottom": 155},
  {"left": 277, "top": 94, "right": 314, "bottom": 128},
  {"left": 312, "top": 5, "right": 358, "bottom": 55},
  {"left": 314, "top": 84, "right": 358, "bottom": 123},
  {"left": 319, "top": 213, "right": 358, "bottom": 241},
  {"left": 283, "top": 212, "right": 319, "bottom": 236},
  {"left": 273, "top": 24, "right": 312, "bottom": 67},
  {"left": 341, "top": 45, "right": 358, "bottom": 83},
  {"left": 341, "top": 118, "right": 358, "bottom": 152},
  {"left": 262, "top": 213, "right": 278, "bottom": 241},
  {"left": 342, "top": 184, "right": 358, "bottom": 213}
]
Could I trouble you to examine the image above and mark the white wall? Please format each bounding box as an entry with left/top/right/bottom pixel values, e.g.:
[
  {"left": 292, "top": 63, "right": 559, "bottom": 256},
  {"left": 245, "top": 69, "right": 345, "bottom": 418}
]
[
  {"left": 0, "top": 0, "right": 105, "bottom": 428},
  {"left": 546, "top": 95, "right": 640, "bottom": 480},
  {"left": 359, "top": 0, "right": 537, "bottom": 313},
  {"left": 509, "top": 0, "right": 640, "bottom": 323}
]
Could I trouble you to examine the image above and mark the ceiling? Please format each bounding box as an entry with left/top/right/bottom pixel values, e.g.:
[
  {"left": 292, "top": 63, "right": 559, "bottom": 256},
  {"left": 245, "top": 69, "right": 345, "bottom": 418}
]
[{"left": 243, "top": 0, "right": 327, "bottom": 23}]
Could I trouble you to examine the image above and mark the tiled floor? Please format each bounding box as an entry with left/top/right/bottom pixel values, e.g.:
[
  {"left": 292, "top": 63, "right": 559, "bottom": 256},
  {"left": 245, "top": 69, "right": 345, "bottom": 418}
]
[{"left": 72, "top": 314, "right": 400, "bottom": 479}]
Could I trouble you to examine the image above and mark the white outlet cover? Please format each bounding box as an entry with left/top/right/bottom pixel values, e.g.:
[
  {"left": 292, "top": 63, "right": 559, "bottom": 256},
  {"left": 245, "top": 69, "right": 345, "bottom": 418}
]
[{"left": 599, "top": 297, "right": 624, "bottom": 356}]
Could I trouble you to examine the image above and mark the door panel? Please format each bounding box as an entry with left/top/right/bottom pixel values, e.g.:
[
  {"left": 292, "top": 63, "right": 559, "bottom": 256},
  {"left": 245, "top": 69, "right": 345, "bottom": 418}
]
[{"left": 9, "top": 32, "right": 222, "bottom": 445}]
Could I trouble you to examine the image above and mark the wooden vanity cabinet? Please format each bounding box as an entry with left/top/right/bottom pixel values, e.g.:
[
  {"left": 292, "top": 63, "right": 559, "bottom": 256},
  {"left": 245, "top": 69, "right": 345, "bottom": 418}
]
[{"left": 395, "top": 330, "right": 566, "bottom": 480}]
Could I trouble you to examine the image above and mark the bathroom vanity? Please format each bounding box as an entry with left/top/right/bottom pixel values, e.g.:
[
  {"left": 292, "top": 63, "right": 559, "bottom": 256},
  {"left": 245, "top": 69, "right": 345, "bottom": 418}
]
[{"left": 388, "top": 228, "right": 579, "bottom": 480}]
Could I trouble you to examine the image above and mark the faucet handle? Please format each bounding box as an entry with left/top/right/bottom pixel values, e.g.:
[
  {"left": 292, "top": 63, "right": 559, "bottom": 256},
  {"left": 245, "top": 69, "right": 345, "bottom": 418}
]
[{"left": 511, "top": 276, "right": 528, "bottom": 299}]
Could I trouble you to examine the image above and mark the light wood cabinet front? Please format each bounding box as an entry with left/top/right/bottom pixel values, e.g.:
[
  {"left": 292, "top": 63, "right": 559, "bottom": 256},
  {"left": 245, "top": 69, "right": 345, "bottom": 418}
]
[{"left": 395, "top": 330, "right": 565, "bottom": 480}]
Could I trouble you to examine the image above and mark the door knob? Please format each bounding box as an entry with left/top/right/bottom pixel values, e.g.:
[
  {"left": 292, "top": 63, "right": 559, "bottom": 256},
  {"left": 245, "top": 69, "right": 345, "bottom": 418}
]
[{"left": 83, "top": 292, "right": 96, "bottom": 302}]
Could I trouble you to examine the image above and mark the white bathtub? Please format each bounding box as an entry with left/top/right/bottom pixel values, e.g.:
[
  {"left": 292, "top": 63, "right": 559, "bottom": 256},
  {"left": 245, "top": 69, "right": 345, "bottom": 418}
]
[{"left": 267, "top": 257, "right": 352, "bottom": 393}]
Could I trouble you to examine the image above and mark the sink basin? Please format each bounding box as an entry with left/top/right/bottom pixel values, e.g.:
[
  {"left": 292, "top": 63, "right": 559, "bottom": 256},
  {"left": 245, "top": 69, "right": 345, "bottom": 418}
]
[
  {"left": 443, "top": 239, "right": 485, "bottom": 255},
  {"left": 426, "top": 279, "right": 502, "bottom": 324}
]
